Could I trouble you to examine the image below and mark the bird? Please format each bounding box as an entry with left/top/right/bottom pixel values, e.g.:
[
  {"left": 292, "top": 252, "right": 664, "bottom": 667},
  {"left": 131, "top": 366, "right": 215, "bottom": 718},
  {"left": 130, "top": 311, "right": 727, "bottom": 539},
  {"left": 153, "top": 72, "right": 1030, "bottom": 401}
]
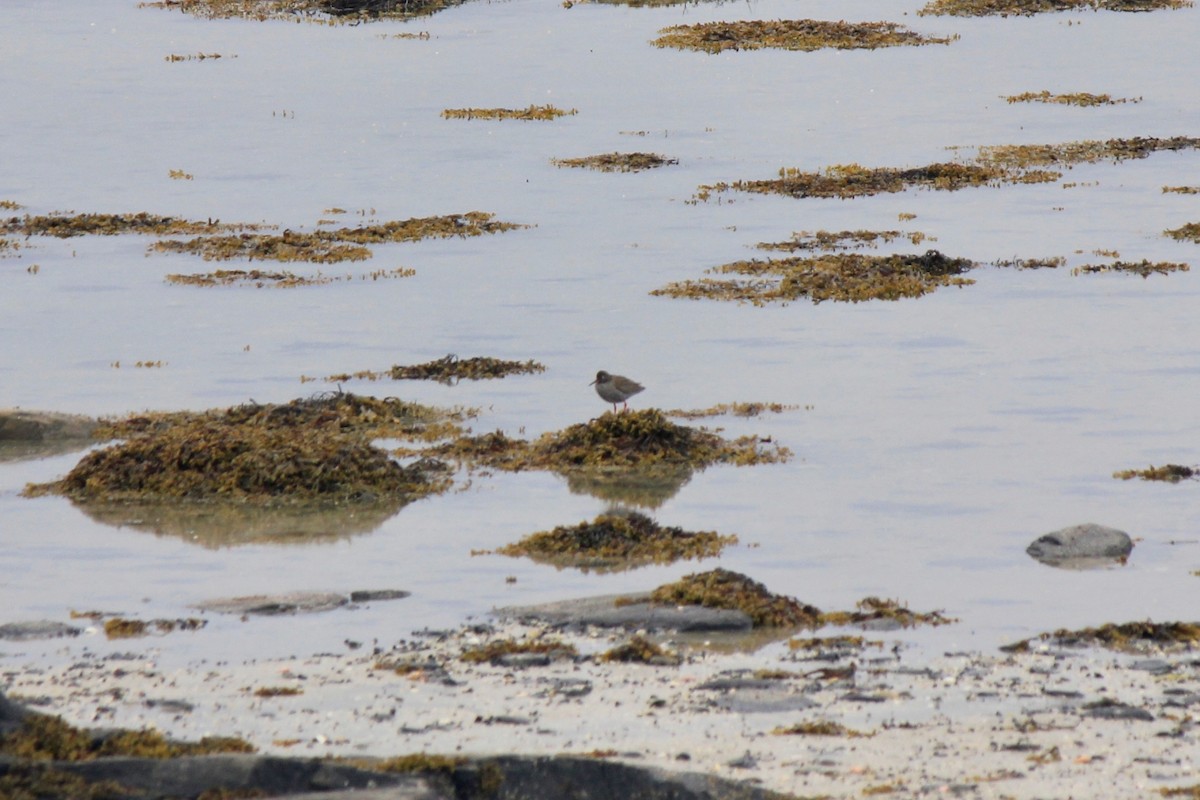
[{"left": 590, "top": 370, "right": 644, "bottom": 412}]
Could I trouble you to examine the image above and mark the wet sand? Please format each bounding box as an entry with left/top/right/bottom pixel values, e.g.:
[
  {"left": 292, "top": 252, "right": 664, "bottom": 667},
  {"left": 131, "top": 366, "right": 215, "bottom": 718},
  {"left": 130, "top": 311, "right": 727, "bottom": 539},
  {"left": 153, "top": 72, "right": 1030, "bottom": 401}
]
[{"left": 5, "top": 619, "right": 1198, "bottom": 798}]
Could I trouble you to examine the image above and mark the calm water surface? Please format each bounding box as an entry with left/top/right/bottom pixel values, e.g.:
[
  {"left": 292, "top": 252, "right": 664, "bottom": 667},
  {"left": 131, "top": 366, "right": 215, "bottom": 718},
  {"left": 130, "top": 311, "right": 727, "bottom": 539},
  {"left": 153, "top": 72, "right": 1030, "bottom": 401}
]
[{"left": 2, "top": 0, "right": 1199, "bottom": 666}]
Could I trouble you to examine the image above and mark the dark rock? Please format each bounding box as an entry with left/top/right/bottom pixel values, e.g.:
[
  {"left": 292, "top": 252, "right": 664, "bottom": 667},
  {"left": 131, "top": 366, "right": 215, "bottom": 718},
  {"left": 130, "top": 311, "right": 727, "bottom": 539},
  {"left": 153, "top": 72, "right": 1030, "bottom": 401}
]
[
  {"left": 496, "top": 593, "right": 753, "bottom": 633},
  {"left": 0, "top": 620, "right": 82, "bottom": 641},
  {"left": 193, "top": 592, "right": 349, "bottom": 616},
  {"left": 0, "top": 410, "right": 96, "bottom": 442},
  {"left": 534, "top": 678, "right": 592, "bottom": 698},
  {"left": 1082, "top": 699, "right": 1153, "bottom": 721},
  {"left": 349, "top": 589, "right": 411, "bottom": 603},
  {"left": 0, "top": 692, "right": 30, "bottom": 735},
  {"left": 0, "top": 693, "right": 790, "bottom": 800},
  {"left": 1026, "top": 523, "right": 1133, "bottom": 568},
  {"left": 495, "top": 652, "right": 552, "bottom": 669},
  {"left": 1129, "top": 659, "right": 1173, "bottom": 674},
  {"left": 49, "top": 754, "right": 439, "bottom": 800},
  {"left": 454, "top": 756, "right": 782, "bottom": 800}
]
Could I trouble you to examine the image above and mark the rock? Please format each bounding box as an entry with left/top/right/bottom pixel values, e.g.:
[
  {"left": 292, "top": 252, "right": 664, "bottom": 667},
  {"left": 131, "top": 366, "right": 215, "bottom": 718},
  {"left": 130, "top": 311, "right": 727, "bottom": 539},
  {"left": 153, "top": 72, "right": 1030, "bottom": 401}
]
[
  {"left": 496, "top": 593, "right": 753, "bottom": 633},
  {"left": 1082, "top": 699, "right": 1153, "bottom": 721},
  {"left": 1026, "top": 523, "right": 1133, "bottom": 568},
  {"left": 193, "top": 592, "right": 349, "bottom": 616},
  {"left": 0, "top": 621, "right": 82, "bottom": 641},
  {"left": 0, "top": 692, "right": 30, "bottom": 735},
  {"left": 51, "top": 754, "right": 440, "bottom": 800},
  {"left": 692, "top": 672, "right": 826, "bottom": 714},
  {"left": 0, "top": 409, "right": 97, "bottom": 442},
  {"left": 349, "top": 589, "right": 411, "bottom": 603}
]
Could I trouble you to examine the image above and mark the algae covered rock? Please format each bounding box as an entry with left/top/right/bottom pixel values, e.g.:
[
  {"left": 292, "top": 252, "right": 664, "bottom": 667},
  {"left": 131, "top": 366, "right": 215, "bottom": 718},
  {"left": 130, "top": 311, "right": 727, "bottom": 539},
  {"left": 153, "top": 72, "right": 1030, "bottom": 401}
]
[
  {"left": 25, "top": 393, "right": 455, "bottom": 508},
  {"left": 648, "top": 568, "right": 821, "bottom": 628},
  {"left": 490, "top": 511, "right": 737, "bottom": 572}
]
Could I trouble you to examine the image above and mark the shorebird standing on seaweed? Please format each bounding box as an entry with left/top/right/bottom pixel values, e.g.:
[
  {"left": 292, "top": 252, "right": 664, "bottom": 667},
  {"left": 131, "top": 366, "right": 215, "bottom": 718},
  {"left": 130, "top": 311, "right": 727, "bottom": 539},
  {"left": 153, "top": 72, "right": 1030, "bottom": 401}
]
[{"left": 590, "top": 370, "right": 644, "bottom": 413}]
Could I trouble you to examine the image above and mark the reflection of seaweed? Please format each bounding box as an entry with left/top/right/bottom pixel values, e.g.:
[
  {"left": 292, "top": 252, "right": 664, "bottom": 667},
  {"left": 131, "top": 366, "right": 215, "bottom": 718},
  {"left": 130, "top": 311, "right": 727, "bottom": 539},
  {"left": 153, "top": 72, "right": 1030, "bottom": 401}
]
[
  {"left": 562, "top": 465, "right": 693, "bottom": 509},
  {"left": 74, "top": 499, "right": 407, "bottom": 548}
]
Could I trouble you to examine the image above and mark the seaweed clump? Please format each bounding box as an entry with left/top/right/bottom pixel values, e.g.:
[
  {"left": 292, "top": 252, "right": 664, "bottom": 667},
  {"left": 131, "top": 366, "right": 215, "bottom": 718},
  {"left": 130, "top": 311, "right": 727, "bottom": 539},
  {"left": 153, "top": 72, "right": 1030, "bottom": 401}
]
[
  {"left": 1165, "top": 222, "right": 1200, "bottom": 242},
  {"left": 141, "top": 0, "right": 470, "bottom": 22},
  {"left": 695, "top": 136, "right": 1200, "bottom": 205},
  {"left": 488, "top": 511, "right": 737, "bottom": 571},
  {"left": 441, "top": 105, "right": 577, "bottom": 121},
  {"left": 772, "top": 721, "right": 868, "bottom": 737},
  {"left": 166, "top": 266, "right": 415, "bottom": 287},
  {"left": 323, "top": 354, "right": 546, "bottom": 384},
  {"left": 1072, "top": 260, "right": 1189, "bottom": 277},
  {"left": 652, "top": 250, "right": 977, "bottom": 304},
  {"left": 1003, "top": 91, "right": 1140, "bottom": 107},
  {"left": 459, "top": 637, "right": 578, "bottom": 664},
  {"left": 818, "top": 597, "right": 957, "bottom": 629},
  {"left": 648, "top": 568, "right": 822, "bottom": 628},
  {"left": 651, "top": 19, "right": 956, "bottom": 53},
  {"left": 600, "top": 635, "right": 682, "bottom": 665},
  {"left": 1113, "top": 464, "right": 1197, "bottom": 482},
  {"left": 0, "top": 712, "right": 253, "bottom": 761},
  {"left": 919, "top": 0, "right": 1191, "bottom": 16},
  {"left": 0, "top": 212, "right": 240, "bottom": 238},
  {"left": 552, "top": 152, "right": 678, "bottom": 172},
  {"left": 757, "top": 229, "right": 928, "bottom": 252},
  {"left": 697, "top": 162, "right": 1057, "bottom": 202},
  {"left": 429, "top": 409, "right": 788, "bottom": 472},
  {"left": 103, "top": 617, "right": 205, "bottom": 639},
  {"left": 25, "top": 393, "right": 459, "bottom": 507},
  {"left": 1001, "top": 621, "right": 1200, "bottom": 654},
  {"left": 975, "top": 135, "right": 1200, "bottom": 168},
  {"left": 153, "top": 212, "right": 524, "bottom": 264}
]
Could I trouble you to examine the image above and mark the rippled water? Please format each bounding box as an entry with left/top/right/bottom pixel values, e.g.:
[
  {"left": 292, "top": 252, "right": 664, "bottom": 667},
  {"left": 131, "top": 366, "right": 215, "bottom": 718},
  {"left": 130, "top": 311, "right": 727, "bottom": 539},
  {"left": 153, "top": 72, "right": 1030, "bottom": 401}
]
[{"left": 2, "top": 0, "right": 1199, "bottom": 667}]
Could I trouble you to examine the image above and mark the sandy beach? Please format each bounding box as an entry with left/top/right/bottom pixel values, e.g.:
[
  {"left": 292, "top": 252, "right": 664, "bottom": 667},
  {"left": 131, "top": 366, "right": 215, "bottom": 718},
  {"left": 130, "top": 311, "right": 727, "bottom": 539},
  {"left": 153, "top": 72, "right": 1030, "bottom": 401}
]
[{"left": 5, "top": 615, "right": 1198, "bottom": 799}]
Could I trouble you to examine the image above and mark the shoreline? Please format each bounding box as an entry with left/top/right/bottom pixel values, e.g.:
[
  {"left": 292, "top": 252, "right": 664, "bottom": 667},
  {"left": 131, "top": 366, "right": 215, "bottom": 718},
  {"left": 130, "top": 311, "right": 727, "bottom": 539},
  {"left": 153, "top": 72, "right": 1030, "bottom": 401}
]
[{"left": 4, "top": 617, "right": 1198, "bottom": 799}]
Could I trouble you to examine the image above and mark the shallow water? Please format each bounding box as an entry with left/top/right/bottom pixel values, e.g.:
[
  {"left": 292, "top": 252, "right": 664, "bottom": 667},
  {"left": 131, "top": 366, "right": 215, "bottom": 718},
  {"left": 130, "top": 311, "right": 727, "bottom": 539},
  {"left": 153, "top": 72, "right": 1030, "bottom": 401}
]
[{"left": 2, "top": 0, "right": 1199, "bottom": 668}]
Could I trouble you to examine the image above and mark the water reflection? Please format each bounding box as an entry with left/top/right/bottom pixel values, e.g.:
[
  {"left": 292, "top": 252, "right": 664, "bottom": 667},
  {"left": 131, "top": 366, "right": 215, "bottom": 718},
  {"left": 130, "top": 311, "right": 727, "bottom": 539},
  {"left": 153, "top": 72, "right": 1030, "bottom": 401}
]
[
  {"left": 560, "top": 464, "right": 694, "bottom": 509},
  {"left": 73, "top": 498, "right": 406, "bottom": 548}
]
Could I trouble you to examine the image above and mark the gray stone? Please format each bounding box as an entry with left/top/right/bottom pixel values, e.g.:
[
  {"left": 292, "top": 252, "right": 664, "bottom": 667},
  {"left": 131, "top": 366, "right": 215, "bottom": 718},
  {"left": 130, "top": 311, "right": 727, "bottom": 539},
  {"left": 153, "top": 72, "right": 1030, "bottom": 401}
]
[
  {"left": 0, "top": 409, "right": 97, "bottom": 442},
  {"left": 1026, "top": 523, "right": 1133, "bottom": 568},
  {"left": 1083, "top": 700, "right": 1153, "bottom": 721},
  {"left": 193, "top": 592, "right": 349, "bottom": 616},
  {"left": 496, "top": 593, "right": 753, "bottom": 633},
  {"left": 349, "top": 589, "right": 411, "bottom": 603}
]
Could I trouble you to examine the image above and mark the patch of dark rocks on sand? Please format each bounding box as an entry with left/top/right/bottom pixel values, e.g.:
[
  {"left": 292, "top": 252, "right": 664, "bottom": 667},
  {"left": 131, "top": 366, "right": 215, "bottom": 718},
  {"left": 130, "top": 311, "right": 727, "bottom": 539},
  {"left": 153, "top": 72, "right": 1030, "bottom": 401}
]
[
  {"left": 1026, "top": 522, "right": 1133, "bottom": 568},
  {"left": 496, "top": 592, "right": 753, "bottom": 633},
  {"left": 0, "top": 621, "right": 82, "bottom": 642},
  {"left": 194, "top": 589, "right": 410, "bottom": 616}
]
